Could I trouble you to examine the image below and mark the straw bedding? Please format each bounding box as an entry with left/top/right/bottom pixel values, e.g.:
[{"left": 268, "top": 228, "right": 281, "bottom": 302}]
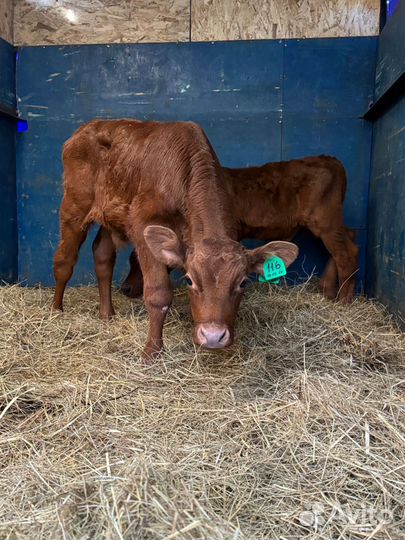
[{"left": 0, "top": 282, "right": 404, "bottom": 539}]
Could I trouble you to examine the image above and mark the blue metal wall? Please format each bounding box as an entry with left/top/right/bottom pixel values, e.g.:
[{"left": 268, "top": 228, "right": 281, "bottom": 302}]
[
  {"left": 0, "top": 37, "right": 17, "bottom": 283},
  {"left": 367, "top": 0, "right": 405, "bottom": 319},
  {"left": 374, "top": 0, "right": 405, "bottom": 100},
  {"left": 15, "top": 37, "right": 376, "bottom": 287}
]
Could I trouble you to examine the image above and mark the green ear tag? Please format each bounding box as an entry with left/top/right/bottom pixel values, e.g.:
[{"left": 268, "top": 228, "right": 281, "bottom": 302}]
[
  {"left": 259, "top": 275, "right": 280, "bottom": 284},
  {"left": 260, "top": 256, "right": 287, "bottom": 283}
]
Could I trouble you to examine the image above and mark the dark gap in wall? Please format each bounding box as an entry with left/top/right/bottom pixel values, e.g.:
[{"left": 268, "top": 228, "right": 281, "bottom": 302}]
[
  {"left": 364, "top": 73, "right": 405, "bottom": 120},
  {"left": 189, "top": 0, "right": 192, "bottom": 42},
  {"left": 379, "top": 0, "right": 387, "bottom": 30},
  {"left": 363, "top": 117, "right": 375, "bottom": 298},
  {"left": 280, "top": 42, "right": 286, "bottom": 162},
  {"left": 0, "top": 102, "right": 18, "bottom": 119},
  {"left": 0, "top": 37, "right": 17, "bottom": 282}
]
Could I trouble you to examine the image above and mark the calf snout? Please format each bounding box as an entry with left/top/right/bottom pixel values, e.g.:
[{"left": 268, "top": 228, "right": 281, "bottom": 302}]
[{"left": 194, "top": 323, "right": 232, "bottom": 349}]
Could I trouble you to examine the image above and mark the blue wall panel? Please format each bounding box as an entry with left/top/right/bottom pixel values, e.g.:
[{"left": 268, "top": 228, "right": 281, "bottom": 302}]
[
  {"left": 366, "top": 0, "right": 405, "bottom": 321},
  {"left": 0, "top": 37, "right": 15, "bottom": 110},
  {"left": 16, "top": 38, "right": 376, "bottom": 287},
  {"left": 0, "top": 37, "right": 17, "bottom": 283},
  {"left": 367, "top": 96, "right": 405, "bottom": 317},
  {"left": 202, "top": 114, "right": 282, "bottom": 167},
  {"left": 374, "top": 0, "right": 405, "bottom": 100},
  {"left": 16, "top": 41, "right": 283, "bottom": 122},
  {"left": 283, "top": 38, "right": 377, "bottom": 116}
]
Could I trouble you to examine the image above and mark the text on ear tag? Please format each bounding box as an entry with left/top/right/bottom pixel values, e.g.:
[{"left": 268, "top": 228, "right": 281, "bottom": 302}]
[{"left": 261, "top": 256, "right": 287, "bottom": 282}]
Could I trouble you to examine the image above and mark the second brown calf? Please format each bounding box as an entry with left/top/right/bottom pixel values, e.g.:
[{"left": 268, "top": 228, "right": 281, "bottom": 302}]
[{"left": 120, "top": 155, "right": 359, "bottom": 302}]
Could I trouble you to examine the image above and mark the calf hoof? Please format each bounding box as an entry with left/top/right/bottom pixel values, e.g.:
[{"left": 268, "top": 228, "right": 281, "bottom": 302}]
[
  {"left": 337, "top": 295, "right": 354, "bottom": 305},
  {"left": 99, "top": 309, "right": 115, "bottom": 321},
  {"left": 51, "top": 302, "right": 63, "bottom": 312},
  {"left": 336, "top": 286, "right": 355, "bottom": 304},
  {"left": 142, "top": 343, "right": 163, "bottom": 364},
  {"left": 323, "top": 289, "right": 338, "bottom": 300},
  {"left": 319, "top": 282, "right": 337, "bottom": 300}
]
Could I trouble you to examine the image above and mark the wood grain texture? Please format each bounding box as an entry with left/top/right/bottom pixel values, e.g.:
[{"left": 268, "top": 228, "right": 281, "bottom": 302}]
[
  {"left": 13, "top": 0, "right": 380, "bottom": 46},
  {"left": 14, "top": 0, "right": 190, "bottom": 46},
  {"left": 0, "top": 0, "right": 14, "bottom": 43},
  {"left": 191, "top": 0, "right": 380, "bottom": 41}
]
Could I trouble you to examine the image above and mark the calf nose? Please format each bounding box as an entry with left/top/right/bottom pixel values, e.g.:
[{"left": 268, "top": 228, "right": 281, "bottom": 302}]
[{"left": 195, "top": 324, "right": 232, "bottom": 349}]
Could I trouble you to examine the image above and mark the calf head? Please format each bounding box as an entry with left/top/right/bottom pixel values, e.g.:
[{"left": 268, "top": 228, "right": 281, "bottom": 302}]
[{"left": 144, "top": 225, "right": 298, "bottom": 349}]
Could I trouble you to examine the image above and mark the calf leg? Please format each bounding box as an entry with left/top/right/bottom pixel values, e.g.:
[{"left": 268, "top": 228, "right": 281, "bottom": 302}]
[
  {"left": 121, "top": 250, "right": 144, "bottom": 298},
  {"left": 318, "top": 228, "right": 356, "bottom": 299},
  {"left": 319, "top": 228, "right": 359, "bottom": 303},
  {"left": 319, "top": 257, "right": 338, "bottom": 299},
  {"left": 136, "top": 243, "right": 173, "bottom": 362},
  {"left": 52, "top": 208, "right": 89, "bottom": 311},
  {"left": 92, "top": 227, "right": 116, "bottom": 320}
]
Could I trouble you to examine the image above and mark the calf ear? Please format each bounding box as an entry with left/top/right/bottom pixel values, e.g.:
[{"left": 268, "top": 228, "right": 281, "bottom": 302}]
[
  {"left": 248, "top": 241, "right": 299, "bottom": 274},
  {"left": 144, "top": 225, "right": 185, "bottom": 268}
]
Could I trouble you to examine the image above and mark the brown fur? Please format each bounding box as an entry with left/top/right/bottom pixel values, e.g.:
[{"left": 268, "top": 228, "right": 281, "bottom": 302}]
[
  {"left": 52, "top": 119, "right": 299, "bottom": 360},
  {"left": 121, "top": 155, "right": 359, "bottom": 303}
]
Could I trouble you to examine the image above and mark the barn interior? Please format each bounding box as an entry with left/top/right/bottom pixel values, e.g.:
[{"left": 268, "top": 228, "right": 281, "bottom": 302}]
[
  {"left": 0, "top": 2, "right": 404, "bottom": 539},
  {"left": 0, "top": 0, "right": 403, "bottom": 318}
]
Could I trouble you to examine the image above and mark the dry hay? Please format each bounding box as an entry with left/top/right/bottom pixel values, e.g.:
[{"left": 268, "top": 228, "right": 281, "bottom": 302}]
[{"left": 0, "top": 282, "right": 404, "bottom": 540}]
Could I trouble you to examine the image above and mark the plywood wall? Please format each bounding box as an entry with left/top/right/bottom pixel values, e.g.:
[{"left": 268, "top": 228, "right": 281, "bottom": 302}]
[
  {"left": 13, "top": 0, "right": 380, "bottom": 46},
  {"left": 192, "top": 0, "right": 380, "bottom": 41},
  {"left": 0, "top": 0, "right": 14, "bottom": 43},
  {"left": 14, "top": 0, "right": 190, "bottom": 46}
]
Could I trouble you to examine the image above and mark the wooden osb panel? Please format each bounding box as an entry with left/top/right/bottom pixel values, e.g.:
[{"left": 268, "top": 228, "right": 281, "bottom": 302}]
[
  {"left": 191, "top": 0, "right": 380, "bottom": 41},
  {"left": 14, "top": 0, "right": 189, "bottom": 46},
  {"left": 0, "top": 0, "right": 14, "bottom": 43}
]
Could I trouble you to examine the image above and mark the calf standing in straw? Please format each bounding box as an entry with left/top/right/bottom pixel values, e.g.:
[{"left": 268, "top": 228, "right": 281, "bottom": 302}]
[{"left": 52, "top": 119, "right": 298, "bottom": 359}]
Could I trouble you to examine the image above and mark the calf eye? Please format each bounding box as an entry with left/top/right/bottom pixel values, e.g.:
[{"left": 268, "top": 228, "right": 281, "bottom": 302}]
[
  {"left": 239, "top": 278, "right": 248, "bottom": 289},
  {"left": 184, "top": 275, "right": 193, "bottom": 286}
]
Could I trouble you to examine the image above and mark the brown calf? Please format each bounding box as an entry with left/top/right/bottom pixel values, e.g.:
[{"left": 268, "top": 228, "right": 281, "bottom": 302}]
[
  {"left": 52, "top": 119, "right": 299, "bottom": 359},
  {"left": 120, "top": 155, "right": 358, "bottom": 303}
]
